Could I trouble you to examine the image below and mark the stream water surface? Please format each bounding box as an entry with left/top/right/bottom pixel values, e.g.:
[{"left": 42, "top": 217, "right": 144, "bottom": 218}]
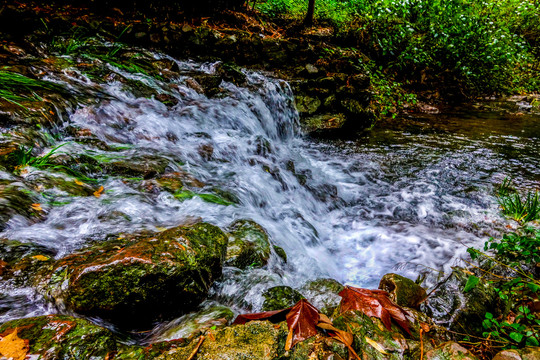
[{"left": 1, "top": 55, "right": 538, "bottom": 336}]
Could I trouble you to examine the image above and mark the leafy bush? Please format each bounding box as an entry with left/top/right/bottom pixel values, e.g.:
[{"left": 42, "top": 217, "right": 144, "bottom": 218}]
[{"left": 257, "top": 0, "right": 540, "bottom": 96}]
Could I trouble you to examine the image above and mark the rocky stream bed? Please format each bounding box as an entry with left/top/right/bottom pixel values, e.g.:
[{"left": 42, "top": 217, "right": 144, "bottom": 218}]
[{"left": 0, "top": 18, "right": 539, "bottom": 359}]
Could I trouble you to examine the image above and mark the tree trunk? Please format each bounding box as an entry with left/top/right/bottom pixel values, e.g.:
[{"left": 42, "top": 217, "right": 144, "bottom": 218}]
[{"left": 304, "top": 0, "right": 315, "bottom": 26}]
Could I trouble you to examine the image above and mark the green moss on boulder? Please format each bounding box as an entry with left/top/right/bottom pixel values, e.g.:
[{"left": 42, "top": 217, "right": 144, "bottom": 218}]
[
  {"left": 379, "top": 273, "right": 427, "bottom": 309},
  {"left": 226, "top": 220, "right": 272, "bottom": 269},
  {"left": 262, "top": 286, "right": 304, "bottom": 311},
  {"left": 37, "top": 222, "right": 228, "bottom": 327},
  {"left": 0, "top": 315, "right": 117, "bottom": 359}
]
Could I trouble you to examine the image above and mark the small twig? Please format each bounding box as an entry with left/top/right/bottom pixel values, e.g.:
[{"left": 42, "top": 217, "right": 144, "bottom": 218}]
[{"left": 187, "top": 335, "right": 205, "bottom": 360}]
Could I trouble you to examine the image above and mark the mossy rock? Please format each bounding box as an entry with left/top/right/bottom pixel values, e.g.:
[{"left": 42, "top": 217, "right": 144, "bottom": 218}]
[
  {"left": 36, "top": 222, "right": 228, "bottom": 327},
  {"left": 379, "top": 273, "right": 427, "bottom": 309},
  {"left": 155, "top": 305, "right": 235, "bottom": 341},
  {"left": 424, "top": 341, "right": 479, "bottom": 360},
  {"left": 0, "top": 181, "right": 38, "bottom": 231},
  {"left": 262, "top": 286, "right": 304, "bottom": 311},
  {"left": 295, "top": 95, "right": 321, "bottom": 115},
  {"left": 422, "top": 267, "right": 503, "bottom": 337},
  {"left": 302, "top": 113, "right": 347, "bottom": 134},
  {"left": 23, "top": 170, "right": 95, "bottom": 197},
  {"left": 333, "top": 311, "right": 414, "bottom": 360},
  {"left": 226, "top": 220, "right": 272, "bottom": 269},
  {"left": 156, "top": 320, "right": 288, "bottom": 360},
  {"left": 0, "top": 315, "right": 117, "bottom": 359},
  {"left": 289, "top": 335, "right": 348, "bottom": 360},
  {"left": 273, "top": 245, "right": 287, "bottom": 263},
  {"left": 300, "top": 278, "right": 344, "bottom": 316}
]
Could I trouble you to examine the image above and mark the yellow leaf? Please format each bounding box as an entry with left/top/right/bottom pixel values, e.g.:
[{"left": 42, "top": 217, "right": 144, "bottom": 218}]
[
  {"left": 93, "top": 186, "right": 104, "bottom": 198},
  {"left": 32, "top": 255, "right": 49, "bottom": 261},
  {"left": 74, "top": 179, "right": 84, "bottom": 186},
  {"left": 0, "top": 329, "right": 30, "bottom": 360},
  {"left": 365, "top": 337, "right": 388, "bottom": 355},
  {"left": 31, "top": 203, "right": 42, "bottom": 211}
]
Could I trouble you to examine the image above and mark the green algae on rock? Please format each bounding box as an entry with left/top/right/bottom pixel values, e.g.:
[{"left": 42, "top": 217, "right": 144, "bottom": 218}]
[
  {"left": 155, "top": 320, "right": 288, "bottom": 360},
  {"left": 37, "top": 222, "right": 228, "bottom": 327},
  {"left": 300, "top": 278, "right": 344, "bottom": 316},
  {"left": 379, "top": 273, "right": 427, "bottom": 309},
  {"left": 262, "top": 286, "right": 304, "bottom": 311},
  {"left": 226, "top": 219, "right": 272, "bottom": 269},
  {"left": 0, "top": 315, "right": 118, "bottom": 359}
]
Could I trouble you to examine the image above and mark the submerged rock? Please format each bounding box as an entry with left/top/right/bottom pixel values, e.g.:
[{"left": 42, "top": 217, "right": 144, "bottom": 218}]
[
  {"left": 0, "top": 181, "right": 38, "bottom": 231},
  {"left": 379, "top": 273, "right": 427, "bottom": 309},
  {"left": 37, "top": 222, "right": 228, "bottom": 327},
  {"left": 226, "top": 219, "right": 272, "bottom": 269},
  {"left": 262, "top": 286, "right": 304, "bottom": 311},
  {"left": 0, "top": 315, "right": 118, "bottom": 359}
]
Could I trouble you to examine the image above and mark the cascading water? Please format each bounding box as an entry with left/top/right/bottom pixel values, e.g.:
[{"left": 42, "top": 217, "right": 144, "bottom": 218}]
[{"left": 1, "top": 52, "right": 539, "bottom": 333}]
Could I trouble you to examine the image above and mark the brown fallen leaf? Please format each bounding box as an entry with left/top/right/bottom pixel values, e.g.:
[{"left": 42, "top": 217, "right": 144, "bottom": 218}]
[
  {"left": 93, "top": 186, "right": 104, "bottom": 198},
  {"left": 232, "top": 307, "right": 290, "bottom": 325},
  {"left": 0, "top": 329, "right": 30, "bottom": 360},
  {"left": 317, "top": 314, "right": 360, "bottom": 360},
  {"left": 31, "top": 203, "right": 42, "bottom": 211},
  {"left": 338, "top": 286, "right": 411, "bottom": 335},
  {"left": 285, "top": 299, "right": 319, "bottom": 350}
]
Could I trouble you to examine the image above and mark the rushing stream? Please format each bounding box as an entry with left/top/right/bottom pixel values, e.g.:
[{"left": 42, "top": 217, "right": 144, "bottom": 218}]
[{"left": 1, "top": 52, "right": 539, "bottom": 337}]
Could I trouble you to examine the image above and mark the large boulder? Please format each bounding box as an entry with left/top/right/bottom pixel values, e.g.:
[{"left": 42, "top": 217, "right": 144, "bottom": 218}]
[{"left": 37, "top": 222, "right": 228, "bottom": 327}]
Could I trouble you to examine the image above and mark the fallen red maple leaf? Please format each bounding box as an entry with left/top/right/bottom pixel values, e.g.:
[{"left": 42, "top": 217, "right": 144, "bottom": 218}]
[
  {"left": 338, "top": 286, "right": 411, "bottom": 335},
  {"left": 232, "top": 299, "right": 359, "bottom": 355},
  {"left": 285, "top": 299, "right": 320, "bottom": 350}
]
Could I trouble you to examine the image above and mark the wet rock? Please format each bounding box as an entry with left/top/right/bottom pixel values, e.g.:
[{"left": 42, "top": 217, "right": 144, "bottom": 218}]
[
  {"left": 216, "top": 62, "right": 247, "bottom": 86},
  {"left": 290, "top": 335, "right": 348, "bottom": 360},
  {"left": 155, "top": 171, "right": 205, "bottom": 191},
  {"left": 0, "top": 181, "right": 38, "bottom": 231},
  {"left": 23, "top": 170, "right": 95, "bottom": 197},
  {"left": 302, "top": 113, "right": 347, "bottom": 134},
  {"left": 273, "top": 245, "right": 287, "bottom": 263},
  {"left": 154, "top": 305, "right": 234, "bottom": 341},
  {"left": 493, "top": 348, "right": 540, "bottom": 360},
  {"left": 333, "top": 311, "right": 412, "bottom": 360},
  {"left": 424, "top": 342, "right": 478, "bottom": 360},
  {"left": 0, "top": 315, "right": 118, "bottom": 359},
  {"left": 262, "top": 286, "right": 304, "bottom": 311},
  {"left": 295, "top": 95, "right": 321, "bottom": 115},
  {"left": 156, "top": 320, "right": 288, "bottom": 360},
  {"left": 192, "top": 74, "right": 223, "bottom": 97},
  {"left": 300, "top": 278, "right": 344, "bottom": 316},
  {"left": 305, "top": 64, "right": 319, "bottom": 75},
  {"left": 422, "top": 267, "right": 503, "bottom": 337},
  {"left": 104, "top": 154, "right": 170, "bottom": 179},
  {"left": 226, "top": 220, "right": 272, "bottom": 269},
  {"left": 379, "top": 273, "right": 427, "bottom": 309},
  {"left": 0, "top": 239, "right": 54, "bottom": 283},
  {"left": 37, "top": 222, "right": 228, "bottom": 327}
]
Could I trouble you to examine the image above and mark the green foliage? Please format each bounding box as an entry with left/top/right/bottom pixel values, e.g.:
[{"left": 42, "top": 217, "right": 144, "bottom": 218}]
[
  {"left": 0, "top": 70, "right": 63, "bottom": 108},
  {"left": 484, "top": 228, "right": 540, "bottom": 268},
  {"left": 258, "top": 0, "right": 540, "bottom": 96},
  {"left": 468, "top": 226, "right": 540, "bottom": 350},
  {"left": 10, "top": 143, "right": 97, "bottom": 183},
  {"left": 496, "top": 178, "right": 540, "bottom": 223}
]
